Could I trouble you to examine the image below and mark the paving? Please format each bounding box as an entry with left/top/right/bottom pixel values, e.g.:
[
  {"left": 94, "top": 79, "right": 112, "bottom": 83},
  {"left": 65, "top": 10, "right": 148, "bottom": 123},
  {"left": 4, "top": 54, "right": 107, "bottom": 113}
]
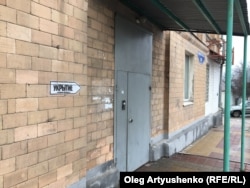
[{"left": 137, "top": 117, "right": 250, "bottom": 172}]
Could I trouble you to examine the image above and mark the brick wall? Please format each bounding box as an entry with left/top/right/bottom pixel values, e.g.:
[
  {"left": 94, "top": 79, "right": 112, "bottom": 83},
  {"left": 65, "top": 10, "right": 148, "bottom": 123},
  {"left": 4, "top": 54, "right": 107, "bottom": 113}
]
[
  {"left": 86, "top": 0, "right": 171, "bottom": 165},
  {"left": 167, "top": 31, "right": 208, "bottom": 133},
  {"left": 150, "top": 30, "right": 209, "bottom": 137},
  {"left": 87, "top": 0, "right": 114, "bottom": 170},
  {"left": 151, "top": 31, "right": 168, "bottom": 137},
  {"left": 0, "top": 0, "right": 213, "bottom": 187},
  {"left": 0, "top": 0, "right": 88, "bottom": 187}
]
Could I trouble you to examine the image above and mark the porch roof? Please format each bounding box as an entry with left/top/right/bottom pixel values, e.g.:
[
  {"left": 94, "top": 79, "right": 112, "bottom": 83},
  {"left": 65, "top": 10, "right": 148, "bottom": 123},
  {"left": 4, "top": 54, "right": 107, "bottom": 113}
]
[{"left": 120, "top": 0, "right": 250, "bottom": 36}]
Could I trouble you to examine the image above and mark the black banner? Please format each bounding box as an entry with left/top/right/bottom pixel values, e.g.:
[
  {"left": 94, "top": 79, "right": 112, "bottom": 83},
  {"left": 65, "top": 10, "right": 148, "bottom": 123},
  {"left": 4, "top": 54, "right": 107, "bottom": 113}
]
[{"left": 120, "top": 172, "right": 250, "bottom": 187}]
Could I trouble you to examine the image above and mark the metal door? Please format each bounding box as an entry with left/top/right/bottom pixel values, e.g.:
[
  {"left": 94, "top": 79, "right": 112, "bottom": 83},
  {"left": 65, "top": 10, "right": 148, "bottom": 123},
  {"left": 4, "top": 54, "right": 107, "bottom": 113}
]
[
  {"left": 127, "top": 72, "right": 150, "bottom": 171},
  {"left": 115, "top": 15, "right": 152, "bottom": 172},
  {"left": 116, "top": 71, "right": 150, "bottom": 171}
]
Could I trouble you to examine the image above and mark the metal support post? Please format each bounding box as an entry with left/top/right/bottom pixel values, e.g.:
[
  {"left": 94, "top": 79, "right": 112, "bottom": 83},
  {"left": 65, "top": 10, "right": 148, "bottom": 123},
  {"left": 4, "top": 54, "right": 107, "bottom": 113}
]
[{"left": 223, "top": 0, "right": 234, "bottom": 172}]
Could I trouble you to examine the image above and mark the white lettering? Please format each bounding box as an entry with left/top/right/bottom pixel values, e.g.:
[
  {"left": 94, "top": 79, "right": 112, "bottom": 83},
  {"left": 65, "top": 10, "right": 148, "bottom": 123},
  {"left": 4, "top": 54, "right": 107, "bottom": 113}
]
[
  {"left": 147, "top": 176, "right": 203, "bottom": 184},
  {"left": 124, "top": 176, "right": 144, "bottom": 185}
]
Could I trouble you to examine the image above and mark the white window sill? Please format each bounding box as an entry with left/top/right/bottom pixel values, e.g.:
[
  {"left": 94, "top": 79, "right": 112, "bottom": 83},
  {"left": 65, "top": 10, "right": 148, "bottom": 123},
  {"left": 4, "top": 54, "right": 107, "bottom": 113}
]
[{"left": 183, "top": 101, "right": 193, "bottom": 106}]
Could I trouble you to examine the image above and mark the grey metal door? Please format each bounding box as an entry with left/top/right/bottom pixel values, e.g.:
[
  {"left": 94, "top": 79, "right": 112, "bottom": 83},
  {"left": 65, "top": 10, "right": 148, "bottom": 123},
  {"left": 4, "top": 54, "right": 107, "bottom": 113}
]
[
  {"left": 116, "top": 71, "right": 150, "bottom": 171},
  {"left": 115, "top": 15, "right": 152, "bottom": 172},
  {"left": 127, "top": 72, "right": 150, "bottom": 171},
  {"left": 115, "top": 71, "right": 128, "bottom": 171}
]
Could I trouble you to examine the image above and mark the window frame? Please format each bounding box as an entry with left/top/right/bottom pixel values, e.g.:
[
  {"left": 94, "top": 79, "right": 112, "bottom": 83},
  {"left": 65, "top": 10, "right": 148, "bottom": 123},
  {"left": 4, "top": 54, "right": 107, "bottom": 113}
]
[{"left": 183, "top": 52, "right": 194, "bottom": 105}]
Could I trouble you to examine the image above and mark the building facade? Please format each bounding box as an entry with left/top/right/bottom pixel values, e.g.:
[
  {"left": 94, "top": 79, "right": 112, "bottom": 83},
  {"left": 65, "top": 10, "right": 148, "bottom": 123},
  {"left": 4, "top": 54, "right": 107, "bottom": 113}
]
[{"left": 0, "top": 0, "right": 222, "bottom": 187}]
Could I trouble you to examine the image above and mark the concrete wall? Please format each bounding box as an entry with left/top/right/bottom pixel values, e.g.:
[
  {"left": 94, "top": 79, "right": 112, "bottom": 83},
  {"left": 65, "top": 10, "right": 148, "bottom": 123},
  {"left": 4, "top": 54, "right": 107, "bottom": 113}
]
[{"left": 150, "top": 113, "right": 217, "bottom": 161}]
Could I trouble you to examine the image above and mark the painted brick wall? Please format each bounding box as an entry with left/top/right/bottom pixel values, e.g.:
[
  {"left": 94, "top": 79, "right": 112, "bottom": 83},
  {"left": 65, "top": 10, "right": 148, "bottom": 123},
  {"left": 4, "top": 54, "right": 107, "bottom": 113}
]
[{"left": 0, "top": 0, "right": 88, "bottom": 187}]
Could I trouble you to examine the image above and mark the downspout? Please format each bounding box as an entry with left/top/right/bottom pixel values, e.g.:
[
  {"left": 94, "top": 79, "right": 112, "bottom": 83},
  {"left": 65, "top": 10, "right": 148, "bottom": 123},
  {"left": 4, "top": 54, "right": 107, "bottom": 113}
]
[{"left": 223, "top": 0, "right": 234, "bottom": 172}]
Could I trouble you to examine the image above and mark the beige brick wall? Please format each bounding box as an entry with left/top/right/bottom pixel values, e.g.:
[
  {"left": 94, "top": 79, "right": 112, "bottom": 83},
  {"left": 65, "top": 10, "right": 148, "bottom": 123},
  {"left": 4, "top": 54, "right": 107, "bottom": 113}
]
[
  {"left": 87, "top": 0, "right": 114, "bottom": 170},
  {"left": 151, "top": 30, "right": 209, "bottom": 138},
  {"left": 0, "top": 0, "right": 88, "bottom": 188},
  {"left": 86, "top": 0, "right": 207, "bottom": 168},
  {"left": 151, "top": 31, "right": 169, "bottom": 137},
  {"left": 0, "top": 0, "right": 213, "bottom": 187},
  {"left": 167, "top": 31, "right": 208, "bottom": 133}
]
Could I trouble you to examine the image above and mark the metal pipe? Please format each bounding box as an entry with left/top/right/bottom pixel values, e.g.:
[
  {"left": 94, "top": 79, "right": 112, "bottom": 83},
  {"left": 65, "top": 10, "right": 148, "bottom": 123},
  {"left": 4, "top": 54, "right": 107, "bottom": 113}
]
[{"left": 223, "top": 0, "right": 234, "bottom": 172}]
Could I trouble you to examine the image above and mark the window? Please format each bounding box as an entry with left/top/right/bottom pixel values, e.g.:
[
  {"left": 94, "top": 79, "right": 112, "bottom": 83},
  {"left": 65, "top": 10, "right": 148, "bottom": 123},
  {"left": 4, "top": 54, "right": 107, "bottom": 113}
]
[{"left": 184, "top": 53, "right": 194, "bottom": 103}]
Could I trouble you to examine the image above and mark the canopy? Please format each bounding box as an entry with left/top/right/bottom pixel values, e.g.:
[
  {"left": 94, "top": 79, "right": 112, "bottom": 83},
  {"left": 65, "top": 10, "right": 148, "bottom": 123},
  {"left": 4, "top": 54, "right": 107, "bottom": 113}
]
[{"left": 120, "top": 0, "right": 250, "bottom": 36}]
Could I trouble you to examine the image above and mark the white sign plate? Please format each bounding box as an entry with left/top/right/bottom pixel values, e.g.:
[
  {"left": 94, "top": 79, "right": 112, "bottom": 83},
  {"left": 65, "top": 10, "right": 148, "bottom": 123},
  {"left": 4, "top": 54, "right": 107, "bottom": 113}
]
[{"left": 50, "top": 81, "right": 80, "bottom": 95}]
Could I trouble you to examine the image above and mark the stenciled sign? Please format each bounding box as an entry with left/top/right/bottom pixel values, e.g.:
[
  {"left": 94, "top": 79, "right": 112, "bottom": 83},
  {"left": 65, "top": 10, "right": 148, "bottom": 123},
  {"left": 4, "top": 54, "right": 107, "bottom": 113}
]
[{"left": 50, "top": 81, "right": 80, "bottom": 95}]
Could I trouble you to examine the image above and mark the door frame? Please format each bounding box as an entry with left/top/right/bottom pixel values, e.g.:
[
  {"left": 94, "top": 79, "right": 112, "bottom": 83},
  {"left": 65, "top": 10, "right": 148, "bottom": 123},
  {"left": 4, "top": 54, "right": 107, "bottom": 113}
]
[{"left": 114, "top": 14, "right": 152, "bottom": 171}]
